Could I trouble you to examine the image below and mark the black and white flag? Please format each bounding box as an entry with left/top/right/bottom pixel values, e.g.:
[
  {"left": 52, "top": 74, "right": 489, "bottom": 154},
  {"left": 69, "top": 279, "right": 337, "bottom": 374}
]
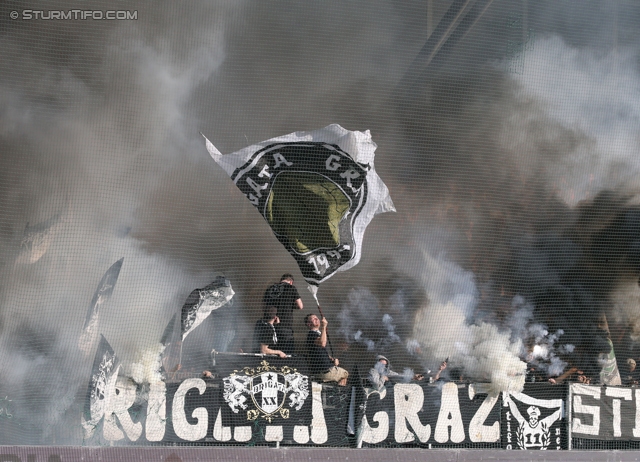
[
  {"left": 204, "top": 124, "right": 395, "bottom": 296},
  {"left": 81, "top": 335, "right": 120, "bottom": 439},
  {"left": 502, "top": 384, "right": 565, "bottom": 450},
  {"left": 15, "top": 213, "right": 63, "bottom": 264},
  {"left": 161, "top": 313, "right": 178, "bottom": 347},
  {"left": 181, "top": 276, "right": 234, "bottom": 341},
  {"left": 78, "top": 258, "right": 124, "bottom": 355},
  {"left": 571, "top": 383, "right": 640, "bottom": 440}
]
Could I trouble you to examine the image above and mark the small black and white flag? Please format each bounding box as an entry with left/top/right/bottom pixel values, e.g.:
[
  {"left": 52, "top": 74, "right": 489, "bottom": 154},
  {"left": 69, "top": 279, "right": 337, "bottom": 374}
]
[
  {"left": 81, "top": 335, "right": 120, "bottom": 439},
  {"left": 204, "top": 124, "right": 395, "bottom": 297},
  {"left": 160, "top": 313, "right": 178, "bottom": 347},
  {"left": 78, "top": 258, "right": 124, "bottom": 355},
  {"left": 502, "top": 385, "right": 564, "bottom": 450},
  {"left": 181, "top": 276, "right": 234, "bottom": 341},
  {"left": 15, "top": 213, "right": 63, "bottom": 264}
]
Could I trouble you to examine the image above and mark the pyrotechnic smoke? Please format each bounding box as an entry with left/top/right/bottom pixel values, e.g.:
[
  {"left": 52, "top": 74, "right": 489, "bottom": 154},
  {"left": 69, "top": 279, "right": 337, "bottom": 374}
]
[
  {"left": 2, "top": 0, "right": 640, "bottom": 444},
  {"left": 0, "top": 0, "right": 237, "bottom": 443},
  {"left": 126, "top": 344, "right": 165, "bottom": 385},
  {"left": 337, "top": 288, "right": 402, "bottom": 352},
  {"left": 612, "top": 283, "right": 640, "bottom": 342}
]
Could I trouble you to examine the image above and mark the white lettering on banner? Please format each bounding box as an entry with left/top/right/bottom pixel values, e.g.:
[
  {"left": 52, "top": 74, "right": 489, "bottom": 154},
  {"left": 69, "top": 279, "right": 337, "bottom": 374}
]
[
  {"left": 172, "top": 378, "right": 208, "bottom": 441},
  {"left": 246, "top": 177, "right": 268, "bottom": 198},
  {"left": 234, "top": 426, "right": 252, "bottom": 442},
  {"left": 634, "top": 389, "right": 640, "bottom": 438},
  {"left": 258, "top": 164, "right": 272, "bottom": 178},
  {"left": 293, "top": 425, "right": 310, "bottom": 444},
  {"left": 435, "top": 383, "right": 465, "bottom": 443},
  {"left": 311, "top": 382, "right": 328, "bottom": 444},
  {"left": 145, "top": 381, "right": 166, "bottom": 442},
  {"left": 104, "top": 377, "right": 142, "bottom": 441},
  {"left": 394, "top": 384, "right": 431, "bottom": 443},
  {"left": 247, "top": 194, "right": 259, "bottom": 206},
  {"left": 339, "top": 168, "right": 360, "bottom": 192},
  {"left": 165, "top": 379, "right": 324, "bottom": 444},
  {"left": 316, "top": 254, "right": 329, "bottom": 268},
  {"left": 361, "top": 411, "right": 390, "bottom": 444},
  {"left": 273, "top": 153, "right": 293, "bottom": 169},
  {"left": 265, "top": 426, "right": 284, "bottom": 442},
  {"left": 81, "top": 363, "right": 120, "bottom": 440},
  {"left": 213, "top": 408, "right": 231, "bottom": 441},
  {"left": 326, "top": 154, "right": 341, "bottom": 171},
  {"left": 308, "top": 254, "right": 330, "bottom": 275},
  {"left": 606, "top": 387, "right": 632, "bottom": 438},
  {"left": 361, "top": 389, "right": 389, "bottom": 444},
  {"left": 572, "top": 384, "right": 601, "bottom": 436},
  {"left": 469, "top": 391, "right": 500, "bottom": 443}
]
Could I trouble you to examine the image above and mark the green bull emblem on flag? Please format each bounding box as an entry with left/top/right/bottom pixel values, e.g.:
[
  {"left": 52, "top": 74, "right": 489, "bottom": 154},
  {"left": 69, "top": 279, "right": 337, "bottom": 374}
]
[{"left": 204, "top": 124, "right": 395, "bottom": 290}]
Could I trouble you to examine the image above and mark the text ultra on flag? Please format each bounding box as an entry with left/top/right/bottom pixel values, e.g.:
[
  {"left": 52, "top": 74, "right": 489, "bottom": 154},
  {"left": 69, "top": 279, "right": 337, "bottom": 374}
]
[{"left": 204, "top": 124, "right": 395, "bottom": 291}]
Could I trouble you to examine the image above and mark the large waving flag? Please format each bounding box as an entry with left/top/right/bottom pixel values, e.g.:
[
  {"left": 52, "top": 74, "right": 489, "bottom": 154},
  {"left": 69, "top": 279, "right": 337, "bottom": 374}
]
[{"left": 204, "top": 124, "right": 395, "bottom": 294}]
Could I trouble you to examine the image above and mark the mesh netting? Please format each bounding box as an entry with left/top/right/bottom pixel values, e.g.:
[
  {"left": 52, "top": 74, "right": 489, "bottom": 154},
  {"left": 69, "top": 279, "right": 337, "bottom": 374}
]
[{"left": 1, "top": 0, "right": 640, "bottom": 451}]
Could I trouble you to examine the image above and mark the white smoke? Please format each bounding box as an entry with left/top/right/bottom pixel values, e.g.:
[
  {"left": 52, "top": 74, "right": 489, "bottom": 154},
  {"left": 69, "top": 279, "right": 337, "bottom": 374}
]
[
  {"left": 611, "top": 282, "right": 640, "bottom": 341},
  {"left": 414, "top": 301, "right": 526, "bottom": 393},
  {"left": 405, "top": 338, "right": 421, "bottom": 355},
  {"left": 412, "top": 252, "right": 527, "bottom": 393},
  {"left": 506, "top": 35, "right": 640, "bottom": 206},
  {"left": 337, "top": 287, "right": 404, "bottom": 352},
  {"left": 0, "top": 0, "right": 239, "bottom": 443},
  {"left": 507, "top": 296, "right": 571, "bottom": 377},
  {"left": 126, "top": 343, "right": 166, "bottom": 385},
  {"left": 2, "top": 0, "right": 640, "bottom": 445},
  {"left": 412, "top": 262, "right": 575, "bottom": 390}
]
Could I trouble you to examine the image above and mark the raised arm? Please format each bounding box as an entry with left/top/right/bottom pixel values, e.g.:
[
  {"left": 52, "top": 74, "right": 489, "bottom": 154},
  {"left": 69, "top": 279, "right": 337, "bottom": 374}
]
[
  {"left": 548, "top": 366, "right": 577, "bottom": 385},
  {"left": 314, "top": 317, "right": 328, "bottom": 348},
  {"left": 541, "top": 407, "right": 563, "bottom": 427},
  {"left": 505, "top": 394, "right": 525, "bottom": 425},
  {"left": 433, "top": 360, "right": 447, "bottom": 381}
]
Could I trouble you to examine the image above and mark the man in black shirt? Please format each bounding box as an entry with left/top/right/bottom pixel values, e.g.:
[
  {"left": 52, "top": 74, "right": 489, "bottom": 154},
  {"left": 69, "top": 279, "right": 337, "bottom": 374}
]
[
  {"left": 263, "top": 273, "right": 303, "bottom": 355},
  {"left": 252, "top": 306, "right": 287, "bottom": 358},
  {"left": 305, "top": 314, "right": 348, "bottom": 386}
]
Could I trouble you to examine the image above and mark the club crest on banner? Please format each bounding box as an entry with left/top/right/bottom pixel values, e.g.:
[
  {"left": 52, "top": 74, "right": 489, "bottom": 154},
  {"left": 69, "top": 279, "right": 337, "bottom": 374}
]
[{"left": 222, "top": 360, "right": 308, "bottom": 422}]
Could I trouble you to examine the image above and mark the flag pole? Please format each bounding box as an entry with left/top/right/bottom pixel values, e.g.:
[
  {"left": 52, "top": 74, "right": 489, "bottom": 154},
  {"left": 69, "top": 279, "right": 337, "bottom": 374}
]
[
  {"left": 171, "top": 342, "right": 183, "bottom": 381},
  {"left": 309, "top": 285, "right": 335, "bottom": 358},
  {"left": 316, "top": 301, "right": 335, "bottom": 358}
]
